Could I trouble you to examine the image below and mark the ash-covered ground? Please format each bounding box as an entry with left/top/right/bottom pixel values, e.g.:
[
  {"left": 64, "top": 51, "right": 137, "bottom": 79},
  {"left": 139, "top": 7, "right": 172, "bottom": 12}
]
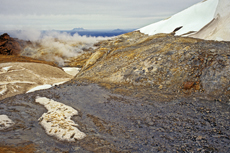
[{"left": 0, "top": 81, "right": 229, "bottom": 153}]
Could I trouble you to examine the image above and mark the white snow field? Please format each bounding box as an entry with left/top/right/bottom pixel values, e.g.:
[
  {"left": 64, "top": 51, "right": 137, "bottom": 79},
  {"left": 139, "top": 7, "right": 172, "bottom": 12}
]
[
  {"left": 35, "top": 97, "right": 86, "bottom": 141},
  {"left": 139, "top": 0, "right": 230, "bottom": 41}
]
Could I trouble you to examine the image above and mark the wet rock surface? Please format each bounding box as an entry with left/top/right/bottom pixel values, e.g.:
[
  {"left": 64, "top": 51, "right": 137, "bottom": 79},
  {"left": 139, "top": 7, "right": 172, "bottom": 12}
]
[{"left": 0, "top": 82, "right": 229, "bottom": 152}]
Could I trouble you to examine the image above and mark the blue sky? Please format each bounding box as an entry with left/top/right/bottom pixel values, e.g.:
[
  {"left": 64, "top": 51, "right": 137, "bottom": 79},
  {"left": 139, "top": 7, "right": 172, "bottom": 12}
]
[{"left": 0, "top": 0, "right": 201, "bottom": 30}]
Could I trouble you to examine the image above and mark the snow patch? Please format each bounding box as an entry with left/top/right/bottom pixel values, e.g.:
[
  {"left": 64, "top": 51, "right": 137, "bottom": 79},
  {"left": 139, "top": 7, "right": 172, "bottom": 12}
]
[
  {"left": 26, "top": 84, "right": 52, "bottom": 93},
  {"left": 0, "top": 115, "right": 14, "bottom": 130},
  {"left": 62, "top": 67, "right": 81, "bottom": 76},
  {"left": 188, "top": 0, "right": 230, "bottom": 41},
  {"left": 2, "top": 66, "right": 12, "bottom": 72},
  {"left": 26, "top": 81, "right": 68, "bottom": 93},
  {"left": 35, "top": 97, "right": 86, "bottom": 141},
  {"left": 0, "top": 85, "right": 7, "bottom": 95}
]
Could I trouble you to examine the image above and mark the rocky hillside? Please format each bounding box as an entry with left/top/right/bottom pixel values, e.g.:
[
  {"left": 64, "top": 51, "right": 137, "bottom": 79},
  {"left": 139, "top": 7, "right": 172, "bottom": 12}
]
[
  {"left": 1, "top": 31, "right": 229, "bottom": 152},
  {"left": 74, "top": 31, "right": 230, "bottom": 103},
  {"left": 0, "top": 31, "right": 229, "bottom": 153}
]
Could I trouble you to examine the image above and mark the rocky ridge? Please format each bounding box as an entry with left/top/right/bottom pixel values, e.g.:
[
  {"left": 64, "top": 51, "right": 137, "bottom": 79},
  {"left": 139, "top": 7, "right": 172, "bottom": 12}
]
[{"left": 73, "top": 31, "right": 230, "bottom": 103}]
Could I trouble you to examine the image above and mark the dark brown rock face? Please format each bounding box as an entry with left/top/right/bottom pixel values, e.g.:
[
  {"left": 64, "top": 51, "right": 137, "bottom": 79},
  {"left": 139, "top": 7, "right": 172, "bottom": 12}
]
[
  {"left": 0, "top": 33, "right": 59, "bottom": 67},
  {"left": 0, "top": 33, "right": 21, "bottom": 55},
  {"left": 74, "top": 31, "right": 230, "bottom": 103}
]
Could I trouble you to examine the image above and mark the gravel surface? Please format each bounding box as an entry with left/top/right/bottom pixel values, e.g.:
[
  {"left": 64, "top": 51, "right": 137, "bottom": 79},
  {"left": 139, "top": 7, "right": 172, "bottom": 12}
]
[{"left": 0, "top": 82, "right": 229, "bottom": 152}]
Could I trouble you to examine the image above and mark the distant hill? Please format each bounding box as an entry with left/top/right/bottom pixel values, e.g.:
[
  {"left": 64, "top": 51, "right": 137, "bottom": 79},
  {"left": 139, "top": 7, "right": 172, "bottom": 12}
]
[
  {"left": 60, "top": 29, "right": 134, "bottom": 37},
  {"left": 112, "top": 29, "right": 125, "bottom": 32},
  {"left": 71, "top": 28, "right": 86, "bottom": 31}
]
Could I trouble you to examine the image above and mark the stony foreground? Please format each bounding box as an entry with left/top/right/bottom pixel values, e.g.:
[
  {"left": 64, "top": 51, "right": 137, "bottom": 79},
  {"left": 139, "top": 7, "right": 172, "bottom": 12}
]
[{"left": 0, "top": 82, "right": 229, "bottom": 152}]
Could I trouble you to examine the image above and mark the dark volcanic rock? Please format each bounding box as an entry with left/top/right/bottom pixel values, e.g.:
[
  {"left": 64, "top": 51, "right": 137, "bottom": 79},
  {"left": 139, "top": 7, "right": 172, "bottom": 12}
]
[
  {"left": 0, "top": 33, "right": 21, "bottom": 55},
  {"left": 0, "top": 33, "right": 59, "bottom": 67},
  {"left": 0, "top": 82, "right": 229, "bottom": 152}
]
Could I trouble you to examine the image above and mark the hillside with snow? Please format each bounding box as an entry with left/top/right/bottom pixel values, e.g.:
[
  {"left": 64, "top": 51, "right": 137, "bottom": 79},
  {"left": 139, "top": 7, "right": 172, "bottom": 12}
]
[
  {"left": 1, "top": 1, "right": 230, "bottom": 152},
  {"left": 139, "top": 0, "right": 230, "bottom": 41}
]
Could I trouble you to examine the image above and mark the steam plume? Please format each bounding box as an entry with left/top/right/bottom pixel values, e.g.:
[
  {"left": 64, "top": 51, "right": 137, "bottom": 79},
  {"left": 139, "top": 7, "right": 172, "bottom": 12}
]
[{"left": 10, "top": 30, "right": 108, "bottom": 66}]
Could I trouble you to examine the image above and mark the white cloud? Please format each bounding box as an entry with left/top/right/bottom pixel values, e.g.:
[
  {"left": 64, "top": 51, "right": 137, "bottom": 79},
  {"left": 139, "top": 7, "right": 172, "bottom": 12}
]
[
  {"left": 10, "top": 30, "right": 108, "bottom": 66},
  {"left": 0, "top": 0, "right": 202, "bottom": 30}
]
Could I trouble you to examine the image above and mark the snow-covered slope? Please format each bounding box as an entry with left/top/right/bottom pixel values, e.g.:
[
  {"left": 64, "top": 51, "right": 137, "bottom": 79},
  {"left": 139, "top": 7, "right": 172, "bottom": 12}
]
[
  {"left": 189, "top": 0, "right": 230, "bottom": 41},
  {"left": 139, "top": 0, "right": 230, "bottom": 41}
]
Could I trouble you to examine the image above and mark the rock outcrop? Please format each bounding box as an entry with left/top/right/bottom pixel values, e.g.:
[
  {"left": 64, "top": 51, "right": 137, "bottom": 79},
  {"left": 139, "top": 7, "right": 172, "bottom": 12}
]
[
  {"left": 0, "top": 33, "right": 21, "bottom": 55},
  {"left": 0, "top": 33, "right": 60, "bottom": 68},
  {"left": 74, "top": 31, "right": 230, "bottom": 103}
]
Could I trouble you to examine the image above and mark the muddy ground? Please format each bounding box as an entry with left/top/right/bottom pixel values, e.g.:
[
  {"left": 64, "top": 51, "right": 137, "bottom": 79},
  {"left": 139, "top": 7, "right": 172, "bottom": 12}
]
[{"left": 0, "top": 81, "right": 229, "bottom": 153}]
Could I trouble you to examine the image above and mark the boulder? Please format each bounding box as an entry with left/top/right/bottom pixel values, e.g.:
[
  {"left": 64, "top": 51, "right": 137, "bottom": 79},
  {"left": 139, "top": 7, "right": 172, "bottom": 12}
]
[{"left": 0, "top": 33, "right": 21, "bottom": 55}]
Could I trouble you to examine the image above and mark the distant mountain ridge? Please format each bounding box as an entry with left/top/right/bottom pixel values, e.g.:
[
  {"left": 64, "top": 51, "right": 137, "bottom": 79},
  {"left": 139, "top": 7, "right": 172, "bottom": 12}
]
[
  {"left": 60, "top": 28, "right": 134, "bottom": 37},
  {"left": 71, "top": 28, "right": 86, "bottom": 31}
]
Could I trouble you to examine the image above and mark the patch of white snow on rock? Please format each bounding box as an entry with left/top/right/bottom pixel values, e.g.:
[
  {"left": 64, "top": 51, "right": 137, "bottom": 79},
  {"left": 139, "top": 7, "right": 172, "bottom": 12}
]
[
  {"left": 62, "top": 67, "right": 81, "bottom": 76},
  {"left": 26, "top": 81, "right": 66, "bottom": 93},
  {"left": 35, "top": 97, "right": 86, "bottom": 141},
  {"left": 2, "top": 66, "right": 12, "bottom": 72},
  {"left": 26, "top": 84, "right": 53, "bottom": 93},
  {"left": 0, "top": 115, "right": 14, "bottom": 130},
  {"left": 0, "top": 85, "right": 7, "bottom": 95}
]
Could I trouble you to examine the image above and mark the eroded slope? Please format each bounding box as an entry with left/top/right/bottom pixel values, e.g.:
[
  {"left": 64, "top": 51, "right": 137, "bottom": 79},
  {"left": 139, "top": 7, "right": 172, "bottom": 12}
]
[{"left": 74, "top": 31, "right": 230, "bottom": 102}]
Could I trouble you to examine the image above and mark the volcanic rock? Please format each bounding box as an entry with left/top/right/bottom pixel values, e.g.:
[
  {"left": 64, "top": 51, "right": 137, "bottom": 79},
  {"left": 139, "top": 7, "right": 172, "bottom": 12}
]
[
  {"left": 74, "top": 31, "right": 230, "bottom": 102},
  {"left": 0, "top": 33, "right": 21, "bottom": 55},
  {"left": 183, "top": 81, "right": 195, "bottom": 90}
]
